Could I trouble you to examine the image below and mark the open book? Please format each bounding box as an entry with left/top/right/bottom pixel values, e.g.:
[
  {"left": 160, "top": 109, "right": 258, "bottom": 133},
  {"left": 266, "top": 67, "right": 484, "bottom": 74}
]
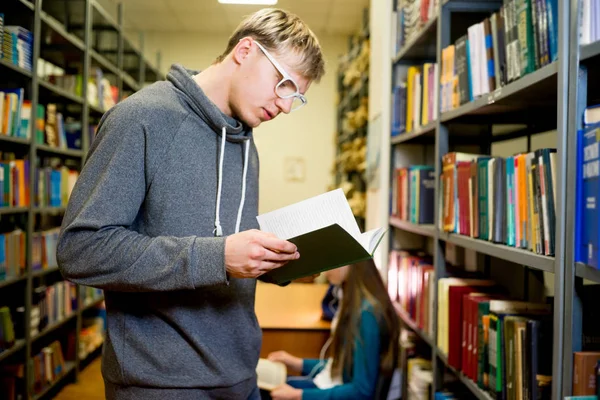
[
  {"left": 256, "top": 358, "right": 287, "bottom": 391},
  {"left": 257, "top": 189, "right": 387, "bottom": 285}
]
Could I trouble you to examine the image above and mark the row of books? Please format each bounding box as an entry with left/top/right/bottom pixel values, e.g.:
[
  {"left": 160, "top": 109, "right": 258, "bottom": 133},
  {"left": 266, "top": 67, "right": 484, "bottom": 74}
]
[
  {"left": 441, "top": 0, "right": 558, "bottom": 113},
  {"left": 32, "top": 340, "right": 67, "bottom": 395},
  {"left": 0, "top": 158, "right": 80, "bottom": 209},
  {"left": 32, "top": 228, "right": 59, "bottom": 273},
  {"left": 0, "top": 88, "right": 29, "bottom": 139},
  {"left": 32, "top": 281, "right": 78, "bottom": 336},
  {"left": 441, "top": 150, "right": 557, "bottom": 256},
  {"left": 0, "top": 158, "right": 29, "bottom": 207},
  {"left": 0, "top": 88, "right": 85, "bottom": 151},
  {"left": 39, "top": 59, "right": 118, "bottom": 111},
  {"left": 0, "top": 16, "right": 33, "bottom": 72},
  {"left": 405, "top": 356, "right": 468, "bottom": 400},
  {"left": 388, "top": 250, "right": 435, "bottom": 336},
  {"left": 0, "top": 230, "right": 26, "bottom": 282},
  {"left": 35, "top": 164, "right": 79, "bottom": 208},
  {"left": 0, "top": 306, "right": 16, "bottom": 351},
  {"left": 37, "top": 103, "right": 82, "bottom": 150},
  {"left": 391, "top": 166, "right": 435, "bottom": 224},
  {"left": 391, "top": 0, "right": 438, "bottom": 56},
  {"left": 580, "top": 0, "right": 599, "bottom": 46},
  {"left": 437, "top": 279, "right": 553, "bottom": 400},
  {"left": 392, "top": 63, "right": 439, "bottom": 135}
]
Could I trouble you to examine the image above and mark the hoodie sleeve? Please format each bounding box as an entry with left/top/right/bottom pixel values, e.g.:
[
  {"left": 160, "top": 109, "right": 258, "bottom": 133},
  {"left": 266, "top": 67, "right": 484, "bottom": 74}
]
[{"left": 57, "top": 106, "right": 228, "bottom": 292}]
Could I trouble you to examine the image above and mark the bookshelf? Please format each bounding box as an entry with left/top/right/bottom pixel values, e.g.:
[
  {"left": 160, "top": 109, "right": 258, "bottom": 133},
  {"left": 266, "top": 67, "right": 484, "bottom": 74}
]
[
  {"left": 386, "top": 0, "right": 587, "bottom": 399},
  {"left": 0, "top": 0, "right": 163, "bottom": 398}
]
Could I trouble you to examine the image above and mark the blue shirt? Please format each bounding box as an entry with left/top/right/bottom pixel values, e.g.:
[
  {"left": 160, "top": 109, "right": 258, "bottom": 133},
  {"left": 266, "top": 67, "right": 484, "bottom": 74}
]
[{"left": 301, "top": 306, "right": 382, "bottom": 400}]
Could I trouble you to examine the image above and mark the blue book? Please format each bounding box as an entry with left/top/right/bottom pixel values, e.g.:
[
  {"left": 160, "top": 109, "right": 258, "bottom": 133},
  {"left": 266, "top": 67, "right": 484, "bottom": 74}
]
[
  {"left": 409, "top": 166, "right": 435, "bottom": 224},
  {"left": 0, "top": 234, "right": 5, "bottom": 281},
  {"left": 506, "top": 156, "right": 516, "bottom": 246},
  {"left": 466, "top": 39, "right": 474, "bottom": 101},
  {"left": 577, "top": 123, "right": 600, "bottom": 268},
  {"left": 546, "top": 0, "right": 558, "bottom": 62}
]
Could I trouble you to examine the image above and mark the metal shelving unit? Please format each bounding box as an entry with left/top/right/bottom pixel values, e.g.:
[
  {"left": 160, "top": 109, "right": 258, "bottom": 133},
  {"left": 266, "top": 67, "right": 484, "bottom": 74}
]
[
  {"left": 389, "top": 216, "right": 436, "bottom": 238},
  {"left": 387, "top": 0, "right": 581, "bottom": 399},
  {"left": 393, "top": 302, "right": 434, "bottom": 347},
  {"left": 0, "top": 0, "right": 163, "bottom": 398}
]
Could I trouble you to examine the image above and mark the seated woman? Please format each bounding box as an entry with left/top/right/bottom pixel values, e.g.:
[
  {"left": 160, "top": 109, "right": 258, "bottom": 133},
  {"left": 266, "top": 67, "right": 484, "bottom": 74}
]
[{"left": 267, "top": 259, "right": 400, "bottom": 400}]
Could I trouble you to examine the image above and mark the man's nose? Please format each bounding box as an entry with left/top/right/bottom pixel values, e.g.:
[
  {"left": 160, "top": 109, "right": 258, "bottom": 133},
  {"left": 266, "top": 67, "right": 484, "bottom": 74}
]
[{"left": 275, "top": 97, "right": 293, "bottom": 114}]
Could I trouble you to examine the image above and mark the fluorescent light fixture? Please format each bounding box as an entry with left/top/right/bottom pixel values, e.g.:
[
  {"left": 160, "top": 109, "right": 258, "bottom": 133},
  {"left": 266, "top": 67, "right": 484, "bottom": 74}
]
[{"left": 218, "top": 0, "right": 277, "bottom": 4}]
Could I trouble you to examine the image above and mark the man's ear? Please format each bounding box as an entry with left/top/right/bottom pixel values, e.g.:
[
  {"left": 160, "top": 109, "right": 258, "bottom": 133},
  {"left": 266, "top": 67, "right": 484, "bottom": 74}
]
[{"left": 232, "top": 37, "right": 253, "bottom": 65}]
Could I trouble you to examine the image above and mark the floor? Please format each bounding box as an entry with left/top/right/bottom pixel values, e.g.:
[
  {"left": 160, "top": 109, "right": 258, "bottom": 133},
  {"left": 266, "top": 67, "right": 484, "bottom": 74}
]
[{"left": 55, "top": 358, "right": 105, "bottom": 400}]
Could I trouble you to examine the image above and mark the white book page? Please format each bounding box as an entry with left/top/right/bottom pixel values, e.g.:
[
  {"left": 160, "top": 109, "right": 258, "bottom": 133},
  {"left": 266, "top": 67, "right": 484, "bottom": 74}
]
[
  {"left": 359, "top": 228, "right": 386, "bottom": 254},
  {"left": 256, "top": 189, "right": 360, "bottom": 240},
  {"left": 256, "top": 359, "right": 286, "bottom": 391}
]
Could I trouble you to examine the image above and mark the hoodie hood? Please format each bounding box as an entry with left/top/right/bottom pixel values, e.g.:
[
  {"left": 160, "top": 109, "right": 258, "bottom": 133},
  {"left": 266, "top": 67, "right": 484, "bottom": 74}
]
[{"left": 167, "top": 63, "right": 251, "bottom": 143}]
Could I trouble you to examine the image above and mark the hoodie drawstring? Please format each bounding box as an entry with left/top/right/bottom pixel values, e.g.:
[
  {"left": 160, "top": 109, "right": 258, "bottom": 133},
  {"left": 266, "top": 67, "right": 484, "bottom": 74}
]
[{"left": 214, "top": 126, "right": 250, "bottom": 237}]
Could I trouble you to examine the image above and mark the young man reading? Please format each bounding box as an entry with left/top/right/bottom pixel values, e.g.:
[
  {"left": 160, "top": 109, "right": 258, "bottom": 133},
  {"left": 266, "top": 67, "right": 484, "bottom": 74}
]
[{"left": 56, "top": 8, "right": 325, "bottom": 400}]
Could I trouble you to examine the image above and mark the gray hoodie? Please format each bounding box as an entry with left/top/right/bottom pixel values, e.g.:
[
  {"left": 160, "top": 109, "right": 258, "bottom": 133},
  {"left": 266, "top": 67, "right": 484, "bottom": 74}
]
[{"left": 57, "top": 64, "right": 262, "bottom": 399}]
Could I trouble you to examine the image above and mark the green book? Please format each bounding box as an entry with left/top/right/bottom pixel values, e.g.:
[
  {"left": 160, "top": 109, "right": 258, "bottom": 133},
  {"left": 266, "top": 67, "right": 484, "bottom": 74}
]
[
  {"left": 478, "top": 157, "right": 490, "bottom": 240},
  {"left": 517, "top": 0, "right": 535, "bottom": 75},
  {"left": 257, "top": 189, "right": 386, "bottom": 286}
]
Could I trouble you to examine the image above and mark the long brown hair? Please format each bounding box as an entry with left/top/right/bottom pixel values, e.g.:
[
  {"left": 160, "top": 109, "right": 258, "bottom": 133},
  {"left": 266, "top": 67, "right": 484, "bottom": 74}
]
[{"left": 329, "top": 259, "right": 400, "bottom": 380}]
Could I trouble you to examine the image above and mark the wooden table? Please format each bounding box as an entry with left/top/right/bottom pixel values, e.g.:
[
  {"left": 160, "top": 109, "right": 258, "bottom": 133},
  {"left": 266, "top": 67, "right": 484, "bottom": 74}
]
[{"left": 255, "top": 282, "right": 331, "bottom": 361}]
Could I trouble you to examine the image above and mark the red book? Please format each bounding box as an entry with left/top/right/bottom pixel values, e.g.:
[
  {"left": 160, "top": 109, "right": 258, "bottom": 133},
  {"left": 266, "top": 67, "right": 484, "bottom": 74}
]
[{"left": 447, "top": 282, "right": 495, "bottom": 370}]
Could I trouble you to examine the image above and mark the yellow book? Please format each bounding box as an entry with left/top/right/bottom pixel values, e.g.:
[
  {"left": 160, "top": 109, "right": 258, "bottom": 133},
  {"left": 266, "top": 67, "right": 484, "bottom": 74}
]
[
  {"left": 422, "top": 63, "right": 431, "bottom": 126},
  {"left": 406, "top": 66, "right": 419, "bottom": 132}
]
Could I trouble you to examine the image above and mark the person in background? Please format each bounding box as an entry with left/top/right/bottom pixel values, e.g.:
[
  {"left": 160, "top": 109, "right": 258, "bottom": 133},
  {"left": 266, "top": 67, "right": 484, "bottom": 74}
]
[
  {"left": 56, "top": 8, "right": 324, "bottom": 400},
  {"left": 267, "top": 260, "right": 400, "bottom": 400}
]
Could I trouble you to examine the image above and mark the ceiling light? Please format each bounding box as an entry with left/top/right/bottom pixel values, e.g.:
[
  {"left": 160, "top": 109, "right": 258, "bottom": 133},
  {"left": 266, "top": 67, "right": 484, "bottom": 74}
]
[{"left": 218, "top": 0, "right": 278, "bottom": 4}]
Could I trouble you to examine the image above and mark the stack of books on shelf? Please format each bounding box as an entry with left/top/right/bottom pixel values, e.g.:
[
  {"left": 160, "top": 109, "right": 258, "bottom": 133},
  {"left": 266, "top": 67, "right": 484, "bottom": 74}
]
[
  {"left": 436, "top": 278, "right": 553, "bottom": 400},
  {"left": 0, "top": 156, "right": 30, "bottom": 208},
  {"left": 392, "top": 63, "right": 439, "bottom": 136},
  {"left": 31, "top": 228, "right": 60, "bottom": 274},
  {"left": 408, "top": 358, "right": 433, "bottom": 400},
  {"left": 32, "top": 281, "right": 78, "bottom": 334},
  {"left": 36, "top": 102, "right": 83, "bottom": 150},
  {"left": 392, "top": 0, "right": 438, "bottom": 54},
  {"left": 0, "top": 230, "right": 26, "bottom": 281},
  {"left": 0, "top": 17, "right": 33, "bottom": 72},
  {"left": 38, "top": 59, "right": 83, "bottom": 98},
  {"left": 32, "top": 340, "right": 67, "bottom": 395},
  {"left": 580, "top": 0, "right": 600, "bottom": 45},
  {"left": 34, "top": 159, "right": 79, "bottom": 208},
  {"left": 0, "top": 87, "right": 30, "bottom": 139},
  {"left": 441, "top": 151, "right": 557, "bottom": 256},
  {"left": 89, "top": 67, "right": 118, "bottom": 112},
  {"left": 389, "top": 250, "right": 435, "bottom": 337},
  {"left": 391, "top": 165, "right": 435, "bottom": 224},
  {"left": 440, "top": 0, "right": 558, "bottom": 113}
]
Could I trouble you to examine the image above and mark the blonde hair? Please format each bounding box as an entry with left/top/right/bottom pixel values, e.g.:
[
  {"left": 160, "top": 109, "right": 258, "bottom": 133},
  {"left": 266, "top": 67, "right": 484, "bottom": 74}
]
[{"left": 215, "top": 8, "right": 325, "bottom": 83}]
